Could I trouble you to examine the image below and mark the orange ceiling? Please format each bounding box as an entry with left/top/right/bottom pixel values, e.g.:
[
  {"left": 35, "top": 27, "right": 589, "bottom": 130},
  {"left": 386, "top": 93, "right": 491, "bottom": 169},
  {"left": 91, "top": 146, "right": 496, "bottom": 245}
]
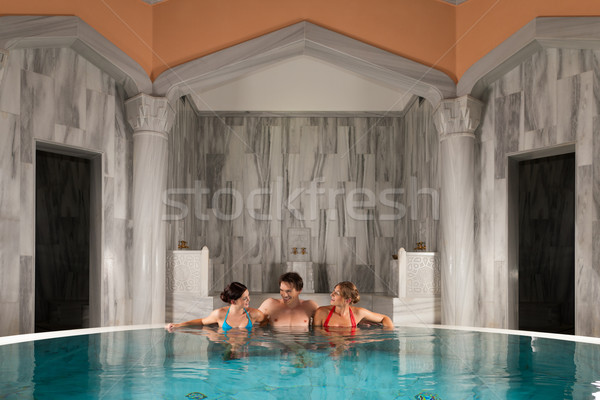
[{"left": 2, "top": 0, "right": 600, "bottom": 82}]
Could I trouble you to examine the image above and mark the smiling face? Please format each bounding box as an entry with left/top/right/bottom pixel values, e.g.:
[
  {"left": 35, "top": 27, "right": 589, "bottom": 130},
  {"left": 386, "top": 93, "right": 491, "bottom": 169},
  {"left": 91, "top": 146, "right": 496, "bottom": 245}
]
[
  {"left": 330, "top": 286, "right": 346, "bottom": 306},
  {"left": 279, "top": 281, "right": 300, "bottom": 306},
  {"left": 233, "top": 290, "right": 250, "bottom": 308}
]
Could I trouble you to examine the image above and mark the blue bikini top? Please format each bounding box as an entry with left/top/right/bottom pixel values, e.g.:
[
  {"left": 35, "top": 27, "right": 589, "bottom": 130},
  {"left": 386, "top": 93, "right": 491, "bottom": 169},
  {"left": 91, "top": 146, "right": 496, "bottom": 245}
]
[{"left": 222, "top": 307, "right": 253, "bottom": 331}]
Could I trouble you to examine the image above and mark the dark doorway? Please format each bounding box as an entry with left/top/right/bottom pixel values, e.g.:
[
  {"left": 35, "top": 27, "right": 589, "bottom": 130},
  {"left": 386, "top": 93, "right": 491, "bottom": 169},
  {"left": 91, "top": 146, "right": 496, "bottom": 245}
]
[
  {"left": 35, "top": 150, "right": 90, "bottom": 332},
  {"left": 518, "top": 153, "right": 575, "bottom": 334}
]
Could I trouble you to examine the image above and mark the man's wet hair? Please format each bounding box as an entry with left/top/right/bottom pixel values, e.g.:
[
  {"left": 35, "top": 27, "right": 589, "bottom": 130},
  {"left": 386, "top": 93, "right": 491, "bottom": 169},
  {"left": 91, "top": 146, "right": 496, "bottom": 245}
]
[{"left": 279, "top": 272, "right": 303, "bottom": 291}]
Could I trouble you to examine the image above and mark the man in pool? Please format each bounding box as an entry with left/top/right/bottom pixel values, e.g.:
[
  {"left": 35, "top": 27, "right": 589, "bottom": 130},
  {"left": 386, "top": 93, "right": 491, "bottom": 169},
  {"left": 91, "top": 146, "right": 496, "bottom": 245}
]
[{"left": 258, "top": 272, "right": 318, "bottom": 327}]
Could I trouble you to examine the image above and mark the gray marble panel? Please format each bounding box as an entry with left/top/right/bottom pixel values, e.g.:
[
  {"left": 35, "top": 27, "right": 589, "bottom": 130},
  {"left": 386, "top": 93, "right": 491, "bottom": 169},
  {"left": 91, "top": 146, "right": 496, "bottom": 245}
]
[
  {"left": 595, "top": 117, "right": 600, "bottom": 221},
  {"left": 0, "top": 219, "right": 20, "bottom": 304},
  {"left": 113, "top": 134, "right": 130, "bottom": 220},
  {"left": 0, "top": 112, "right": 20, "bottom": 219},
  {"left": 557, "top": 72, "right": 592, "bottom": 146},
  {"left": 103, "top": 176, "right": 115, "bottom": 261},
  {"left": 493, "top": 179, "right": 508, "bottom": 262},
  {"left": 206, "top": 154, "right": 225, "bottom": 202},
  {"left": 496, "top": 64, "right": 522, "bottom": 98},
  {"left": 523, "top": 49, "right": 557, "bottom": 132},
  {"left": 19, "top": 256, "right": 33, "bottom": 333},
  {"left": 557, "top": 48, "right": 594, "bottom": 80},
  {"left": 246, "top": 264, "right": 263, "bottom": 292},
  {"left": 576, "top": 72, "right": 593, "bottom": 166},
  {"left": 352, "top": 219, "right": 370, "bottom": 265},
  {"left": 86, "top": 61, "right": 115, "bottom": 96},
  {"left": 592, "top": 50, "right": 600, "bottom": 117},
  {"left": 53, "top": 124, "right": 85, "bottom": 148},
  {"left": 20, "top": 162, "right": 34, "bottom": 257},
  {"left": 0, "top": 303, "right": 19, "bottom": 336},
  {"left": 22, "top": 48, "right": 59, "bottom": 76},
  {"left": 374, "top": 237, "right": 395, "bottom": 294},
  {"left": 86, "top": 89, "right": 114, "bottom": 166},
  {"left": 282, "top": 117, "right": 308, "bottom": 154},
  {"left": 53, "top": 49, "right": 86, "bottom": 129},
  {"left": 375, "top": 181, "right": 395, "bottom": 238},
  {"left": 349, "top": 265, "right": 374, "bottom": 293},
  {"left": 519, "top": 126, "right": 557, "bottom": 151},
  {"left": 337, "top": 236, "right": 355, "bottom": 274},
  {"left": 575, "top": 165, "right": 593, "bottom": 272},
  {"left": 477, "top": 89, "right": 495, "bottom": 143},
  {"left": 0, "top": 49, "right": 22, "bottom": 115},
  {"left": 222, "top": 125, "right": 246, "bottom": 182},
  {"left": 20, "top": 69, "right": 55, "bottom": 162},
  {"left": 494, "top": 92, "right": 521, "bottom": 179}
]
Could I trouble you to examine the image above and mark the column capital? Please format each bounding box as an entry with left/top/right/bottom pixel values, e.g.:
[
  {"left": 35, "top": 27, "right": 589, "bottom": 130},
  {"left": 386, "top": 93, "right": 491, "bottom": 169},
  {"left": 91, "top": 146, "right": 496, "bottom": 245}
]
[
  {"left": 0, "top": 49, "right": 8, "bottom": 88},
  {"left": 125, "top": 93, "right": 175, "bottom": 135},
  {"left": 433, "top": 95, "right": 483, "bottom": 140}
]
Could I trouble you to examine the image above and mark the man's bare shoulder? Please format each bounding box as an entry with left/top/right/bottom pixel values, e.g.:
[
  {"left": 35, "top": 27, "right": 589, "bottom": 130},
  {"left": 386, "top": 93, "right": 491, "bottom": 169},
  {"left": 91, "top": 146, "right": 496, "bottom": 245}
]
[
  {"left": 300, "top": 299, "right": 318, "bottom": 312},
  {"left": 259, "top": 297, "right": 283, "bottom": 310}
]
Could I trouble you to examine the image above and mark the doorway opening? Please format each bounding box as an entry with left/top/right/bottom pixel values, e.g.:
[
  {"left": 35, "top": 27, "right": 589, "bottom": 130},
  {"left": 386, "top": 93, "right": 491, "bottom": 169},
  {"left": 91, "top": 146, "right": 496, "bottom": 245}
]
[
  {"left": 34, "top": 144, "right": 101, "bottom": 332},
  {"left": 514, "top": 151, "right": 575, "bottom": 334}
]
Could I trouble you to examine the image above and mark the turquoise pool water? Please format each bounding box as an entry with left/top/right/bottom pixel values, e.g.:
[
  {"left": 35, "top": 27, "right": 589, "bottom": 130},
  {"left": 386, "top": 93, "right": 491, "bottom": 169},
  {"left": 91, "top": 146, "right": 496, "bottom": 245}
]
[{"left": 1, "top": 326, "right": 599, "bottom": 399}]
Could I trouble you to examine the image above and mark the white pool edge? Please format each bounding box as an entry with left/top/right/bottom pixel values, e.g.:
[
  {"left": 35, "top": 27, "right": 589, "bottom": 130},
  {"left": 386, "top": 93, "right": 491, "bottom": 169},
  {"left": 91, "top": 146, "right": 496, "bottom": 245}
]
[
  {"left": 0, "top": 324, "right": 166, "bottom": 346},
  {"left": 1, "top": 323, "right": 599, "bottom": 346}
]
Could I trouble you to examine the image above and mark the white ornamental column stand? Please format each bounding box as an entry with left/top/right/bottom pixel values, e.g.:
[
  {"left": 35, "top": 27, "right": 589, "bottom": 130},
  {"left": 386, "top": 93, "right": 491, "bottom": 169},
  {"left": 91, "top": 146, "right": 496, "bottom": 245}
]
[
  {"left": 432, "top": 95, "right": 483, "bottom": 327},
  {"left": 125, "top": 94, "right": 175, "bottom": 324}
]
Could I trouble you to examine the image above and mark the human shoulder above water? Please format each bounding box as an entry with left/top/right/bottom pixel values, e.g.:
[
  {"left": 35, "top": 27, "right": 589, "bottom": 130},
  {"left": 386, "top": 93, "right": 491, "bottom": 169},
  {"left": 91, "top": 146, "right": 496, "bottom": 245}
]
[
  {"left": 165, "top": 282, "right": 265, "bottom": 331},
  {"left": 313, "top": 281, "right": 393, "bottom": 328},
  {"left": 258, "top": 272, "right": 318, "bottom": 327}
]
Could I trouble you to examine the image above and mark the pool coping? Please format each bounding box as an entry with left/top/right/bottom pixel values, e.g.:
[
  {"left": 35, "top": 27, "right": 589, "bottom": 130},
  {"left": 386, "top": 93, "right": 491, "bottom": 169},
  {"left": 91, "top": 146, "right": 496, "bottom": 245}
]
[{"left": 1, "top": 323, "right": 599, "bottom": 347}]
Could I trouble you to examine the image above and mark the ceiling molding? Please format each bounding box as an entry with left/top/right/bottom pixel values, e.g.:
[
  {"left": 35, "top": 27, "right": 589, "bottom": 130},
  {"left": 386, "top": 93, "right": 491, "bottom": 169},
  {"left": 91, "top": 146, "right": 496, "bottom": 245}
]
[
  {"left": 459, "top": 17, "right": 600, "bottom": 98},
  {"left": 0, "top": 15, "right": 152, "bottom": 97},
  {"left": 153, "top": 21, "right": 456, "bottom": 108}
]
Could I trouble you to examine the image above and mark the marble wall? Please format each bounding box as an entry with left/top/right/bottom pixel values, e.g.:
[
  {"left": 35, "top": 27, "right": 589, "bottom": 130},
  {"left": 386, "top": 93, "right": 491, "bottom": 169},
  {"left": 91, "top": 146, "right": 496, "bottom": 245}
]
[
  {"left": 0, "top": 47, "right": 133, "bottom": 336},
  {"left": 166, "top": 97, "right": 440, "bottom": 296},
  {"left": 475, "top": 47, "right": 600, "bottom": 336}
]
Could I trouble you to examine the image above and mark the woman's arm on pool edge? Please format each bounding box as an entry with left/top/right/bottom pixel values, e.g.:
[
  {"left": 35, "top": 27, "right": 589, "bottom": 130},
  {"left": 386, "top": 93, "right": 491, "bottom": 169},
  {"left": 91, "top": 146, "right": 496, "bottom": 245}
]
[
  {"left": 165, "top": 308, "right": 221, "bottom": 331},
  {"left": 356, "top": 308, "right": 394, "bottom": 328}
]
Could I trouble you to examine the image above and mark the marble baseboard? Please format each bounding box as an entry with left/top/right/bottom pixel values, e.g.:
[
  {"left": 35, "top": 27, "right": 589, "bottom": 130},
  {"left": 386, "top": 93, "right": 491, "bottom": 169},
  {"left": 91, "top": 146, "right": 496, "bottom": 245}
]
[
  {"left": 0, "top": 302, "right": 20, "bottom": 336},
  {"left": 392, "top": 297, "right": 441, "bottom": 325},
  {"left": 165, "top": 294, "right": 216, "bottom": 323}
]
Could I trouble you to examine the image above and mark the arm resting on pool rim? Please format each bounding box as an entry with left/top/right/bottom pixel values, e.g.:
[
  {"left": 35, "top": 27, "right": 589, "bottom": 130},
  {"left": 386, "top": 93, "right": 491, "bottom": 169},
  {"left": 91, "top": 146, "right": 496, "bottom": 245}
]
[
  {"left": 356, "top": 308, "right": 394, "bottom": 328},
  {"left": 165, "top": 309, "right": 221, "bottom": 330}
]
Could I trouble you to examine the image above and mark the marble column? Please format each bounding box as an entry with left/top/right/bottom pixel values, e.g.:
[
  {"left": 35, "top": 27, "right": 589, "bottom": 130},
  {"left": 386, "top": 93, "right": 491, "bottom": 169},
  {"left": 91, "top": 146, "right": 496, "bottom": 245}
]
[
  {"left": 433, "top": 95, "right": 483, "bottom": 326},
  {"left": 125, "top": 94, "right": 175, "bottom": 324}
]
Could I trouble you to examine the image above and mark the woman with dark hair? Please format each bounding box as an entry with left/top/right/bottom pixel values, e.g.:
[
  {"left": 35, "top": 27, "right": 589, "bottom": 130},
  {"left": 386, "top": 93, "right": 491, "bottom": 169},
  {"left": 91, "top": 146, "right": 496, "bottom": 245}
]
[
  {"left": 313, "top": 281, "right": 393, "bottom": 328},
  {"left": 165, "top": 282, "right": 265, "bottom": 331}
]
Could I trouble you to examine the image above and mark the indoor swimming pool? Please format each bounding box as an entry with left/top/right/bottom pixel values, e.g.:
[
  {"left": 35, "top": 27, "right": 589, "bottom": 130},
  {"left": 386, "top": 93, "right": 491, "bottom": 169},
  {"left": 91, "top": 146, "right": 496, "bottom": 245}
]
[{"left": 1, "top": 325, "right": 599, "bottom": 399}]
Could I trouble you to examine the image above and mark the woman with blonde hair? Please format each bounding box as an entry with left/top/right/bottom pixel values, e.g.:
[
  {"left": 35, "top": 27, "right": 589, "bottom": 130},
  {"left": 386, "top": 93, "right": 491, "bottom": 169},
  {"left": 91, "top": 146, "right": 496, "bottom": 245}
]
[{"left": 313, "top": 281, "right": 393, "bottom": 328}]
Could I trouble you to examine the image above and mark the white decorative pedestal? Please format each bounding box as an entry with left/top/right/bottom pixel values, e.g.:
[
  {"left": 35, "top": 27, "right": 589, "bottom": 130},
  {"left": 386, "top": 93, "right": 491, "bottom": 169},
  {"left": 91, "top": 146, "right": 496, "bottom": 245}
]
[
  {"left": 165, "top": 247, "right": 215, "bottom": 322},
  {"left": 392, "top": 250, "right": 441, "bottom": 324},
  {"left": 284, "top": 262, "right": 314, "bottom": 293}
]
